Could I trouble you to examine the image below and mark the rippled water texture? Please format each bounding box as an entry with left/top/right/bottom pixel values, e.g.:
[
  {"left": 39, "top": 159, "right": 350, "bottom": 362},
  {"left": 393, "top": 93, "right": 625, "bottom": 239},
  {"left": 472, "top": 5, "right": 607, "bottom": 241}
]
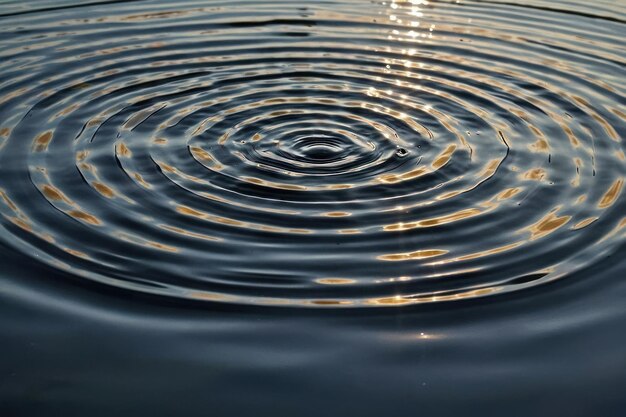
[{"left": 1, "top": 0, "right": 625, "bottom": 415}]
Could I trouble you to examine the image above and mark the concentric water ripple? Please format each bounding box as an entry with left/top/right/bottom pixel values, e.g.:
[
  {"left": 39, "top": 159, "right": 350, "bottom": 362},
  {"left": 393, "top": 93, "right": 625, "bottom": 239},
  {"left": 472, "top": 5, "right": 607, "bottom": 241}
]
[{"left": 0, "top": 0, "right": 624, "bottom": 307}]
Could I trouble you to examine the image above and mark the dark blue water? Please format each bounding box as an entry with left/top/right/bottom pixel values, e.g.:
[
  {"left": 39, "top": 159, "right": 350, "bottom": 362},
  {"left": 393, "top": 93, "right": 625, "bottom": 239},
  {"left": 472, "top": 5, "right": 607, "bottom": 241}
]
[{"left": 1, "top": 0, "right": 625, "bottom": 415}]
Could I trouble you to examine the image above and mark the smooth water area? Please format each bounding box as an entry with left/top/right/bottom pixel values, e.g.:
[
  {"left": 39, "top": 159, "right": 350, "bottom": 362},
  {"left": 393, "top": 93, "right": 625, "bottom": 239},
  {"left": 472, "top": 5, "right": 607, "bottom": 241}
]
[{"left": 0, "top": 0, "right": 625, "bottom": 415}]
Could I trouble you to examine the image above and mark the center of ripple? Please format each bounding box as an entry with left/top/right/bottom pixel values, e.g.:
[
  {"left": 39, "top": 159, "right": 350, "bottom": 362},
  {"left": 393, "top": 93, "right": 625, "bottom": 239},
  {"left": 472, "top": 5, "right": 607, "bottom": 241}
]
[{"left": 294, "top": 136, "right": 346, "bottom": 163}]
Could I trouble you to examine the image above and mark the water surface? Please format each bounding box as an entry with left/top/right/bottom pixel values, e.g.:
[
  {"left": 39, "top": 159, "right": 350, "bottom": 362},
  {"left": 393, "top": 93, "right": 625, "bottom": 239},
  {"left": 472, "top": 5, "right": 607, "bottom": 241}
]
[{"left": 1, "top": 0, "right": 625, "bottom": 415}]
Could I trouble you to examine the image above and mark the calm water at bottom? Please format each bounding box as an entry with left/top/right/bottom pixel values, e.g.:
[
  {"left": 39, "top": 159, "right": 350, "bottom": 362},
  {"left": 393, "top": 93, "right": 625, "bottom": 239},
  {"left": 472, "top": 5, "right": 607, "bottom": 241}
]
[{"left": 0, "top": 0, "right": 625, "bottom": 415}]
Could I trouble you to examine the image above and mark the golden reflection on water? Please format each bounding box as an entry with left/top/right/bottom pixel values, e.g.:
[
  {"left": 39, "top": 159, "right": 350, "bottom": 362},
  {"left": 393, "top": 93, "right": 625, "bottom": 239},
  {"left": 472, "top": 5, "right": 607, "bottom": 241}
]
[
  {"left": 526, "top": 210, "right": 571, "bottom": 241},
  {"left": 160, "top": 224, "right": 221, "bottom": 242},
  {"left": 378, "top": 249, "right": 448, "bottom": 262},
  {"left": 116, "top": 142, "right": 132, "bottom": 158},
  {"left": 33, "top": 131, "right": 53, "bottom": 152},
  {"left": 384, "top": 208, "right": 482, "bottom": 231},
  {"left": 427, "top": 242, "right": 524, "bottom": 265},
  {"left": 367, "top": 287, "right": 499, "bottom": 306},
  {"left": 572, "top": 217, "right": 598, "bottom": 230},
  {"left": 68, "top": 210, "right": 101, "bottom": 226},
  {"left": 316, "top": 278, "right": 357, "bottom": 285},
  {"left": 598, "top": 179, "right": 623, "bottom": 209},
  {"left": 92, "top": 182, "right": 117, "bottom": 199},
  {"left": 177, "top": 204, "right": 311, "bottom": 234},
  {"left": 41, "top": 184, "right": 71, "bottom": 203}
]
